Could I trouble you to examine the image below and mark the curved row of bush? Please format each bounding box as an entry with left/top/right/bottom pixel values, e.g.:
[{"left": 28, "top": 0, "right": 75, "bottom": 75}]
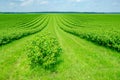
[
  {"left": 58, "top": 15, "right": 120, "bottom": 52},
  {"left": 0, "top": 15, "right": 49, "bottom": 46},
  {"left": 59, "top": 16, "right": 82, "bottom": 28}
]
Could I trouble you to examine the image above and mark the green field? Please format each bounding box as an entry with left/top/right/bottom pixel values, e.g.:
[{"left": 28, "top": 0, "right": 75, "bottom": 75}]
[{"left": 0, "top": 14, "right": 120, "bottom": 80}]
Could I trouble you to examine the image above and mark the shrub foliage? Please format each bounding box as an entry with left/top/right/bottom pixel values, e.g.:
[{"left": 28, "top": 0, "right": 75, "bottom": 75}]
[{"left": 27, "top": 33, "right": 62, "bottom": 70}]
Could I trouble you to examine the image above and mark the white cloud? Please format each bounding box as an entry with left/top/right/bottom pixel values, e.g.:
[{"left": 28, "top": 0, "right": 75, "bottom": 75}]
[
  {"left": 75, "top": 0, "right": 82, "bottom": 2},
  {"left": 19, "top": 0, "right": 25, "bottom": 2},
  {"left": 20, "top": 0, "right": 33, "bottom": 6},
  {"left": 39, "top": 1, "right": 48, "bottom": 5},
  {"left": 71, "top": 0, "right": 85, "bottom": 2},
  {"left": 9, "top": 0, "right": 48, "bottom": 7}
]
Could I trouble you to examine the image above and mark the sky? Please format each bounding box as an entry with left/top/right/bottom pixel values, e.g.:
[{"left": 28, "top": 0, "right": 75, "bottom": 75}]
[{"left": 0, "top": 0, "right": 120, "bottom": 12}]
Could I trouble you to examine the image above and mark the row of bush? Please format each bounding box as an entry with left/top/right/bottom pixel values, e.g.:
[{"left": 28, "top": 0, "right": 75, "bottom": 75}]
[
  {"left": 59, "top": 17, "right": 120, "bottom": 52},
  {"left": 0, "top": 16, "right": 48, "bottom": 46}
]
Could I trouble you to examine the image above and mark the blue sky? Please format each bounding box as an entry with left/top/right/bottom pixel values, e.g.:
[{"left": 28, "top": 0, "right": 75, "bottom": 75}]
[{"left": 0, "top": 0, "right": 120, "bottom": 12}]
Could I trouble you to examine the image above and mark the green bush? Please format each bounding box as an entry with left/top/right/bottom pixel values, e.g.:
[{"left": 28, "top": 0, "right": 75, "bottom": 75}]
[{"left": 27, "top": 33, "right": 62, "bottom": 70}]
